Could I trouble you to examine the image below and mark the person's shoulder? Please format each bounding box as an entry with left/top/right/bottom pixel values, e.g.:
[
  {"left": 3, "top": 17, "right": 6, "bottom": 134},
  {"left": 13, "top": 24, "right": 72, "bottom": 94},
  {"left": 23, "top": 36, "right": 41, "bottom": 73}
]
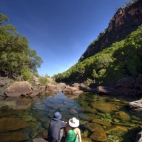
[{"left": 75, "top": 127, "right": 80, "bottom": 133}]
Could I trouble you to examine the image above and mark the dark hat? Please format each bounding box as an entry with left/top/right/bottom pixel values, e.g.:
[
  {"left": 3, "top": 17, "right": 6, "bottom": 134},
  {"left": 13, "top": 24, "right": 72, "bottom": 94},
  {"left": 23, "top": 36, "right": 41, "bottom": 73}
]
[{"left": 53, "top": 112, "right": 62, "bottom": 120}]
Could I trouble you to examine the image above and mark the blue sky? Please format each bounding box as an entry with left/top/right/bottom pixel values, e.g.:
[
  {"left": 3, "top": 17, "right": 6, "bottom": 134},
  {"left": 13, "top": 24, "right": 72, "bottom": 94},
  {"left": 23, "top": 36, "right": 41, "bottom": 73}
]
[{"left": 0, "top": 0, "right": 126, "bottom": 77}]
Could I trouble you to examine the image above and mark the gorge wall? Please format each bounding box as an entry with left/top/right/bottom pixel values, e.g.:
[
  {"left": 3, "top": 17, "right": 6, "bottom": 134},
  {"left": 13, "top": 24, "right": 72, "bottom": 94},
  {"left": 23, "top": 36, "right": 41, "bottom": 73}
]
[{"left": 79, "top": 0, "right": 142, "bottom": 61}]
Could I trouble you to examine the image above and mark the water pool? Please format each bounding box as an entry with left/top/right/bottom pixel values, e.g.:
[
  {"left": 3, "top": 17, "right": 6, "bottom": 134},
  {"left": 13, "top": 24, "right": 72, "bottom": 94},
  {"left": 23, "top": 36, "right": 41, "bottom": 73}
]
[{"left": 0, "top": 92, "right": 141, "bottom": 142}]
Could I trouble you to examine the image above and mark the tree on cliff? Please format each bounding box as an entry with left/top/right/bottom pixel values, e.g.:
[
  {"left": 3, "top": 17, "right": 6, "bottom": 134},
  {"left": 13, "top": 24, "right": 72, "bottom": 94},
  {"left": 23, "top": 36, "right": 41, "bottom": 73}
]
[
  {"left": 0, "top": 13, "right": 43, "bottom": 79},
  {"left": 53, "top": 25, "right": 142, "bottom": 85}
]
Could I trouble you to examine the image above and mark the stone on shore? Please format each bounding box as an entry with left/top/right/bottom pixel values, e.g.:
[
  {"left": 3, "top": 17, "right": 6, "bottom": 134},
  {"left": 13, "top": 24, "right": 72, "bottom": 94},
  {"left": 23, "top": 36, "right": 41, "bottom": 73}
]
[{"left": 5, "top": 81, "right": 33, "bottom": 97}]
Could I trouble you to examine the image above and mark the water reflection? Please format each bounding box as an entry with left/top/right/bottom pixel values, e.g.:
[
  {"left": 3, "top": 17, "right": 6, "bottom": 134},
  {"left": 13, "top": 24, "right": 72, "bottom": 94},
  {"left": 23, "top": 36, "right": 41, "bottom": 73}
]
[{"left": 0, "top": 93, "right": 141, "bottom": 142}]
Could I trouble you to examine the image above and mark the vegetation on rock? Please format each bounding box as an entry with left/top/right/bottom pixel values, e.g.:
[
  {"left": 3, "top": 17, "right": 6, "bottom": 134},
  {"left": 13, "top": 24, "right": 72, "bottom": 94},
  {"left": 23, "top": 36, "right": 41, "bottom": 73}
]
[{"left": 53, "top": 25, "right": 142, "bottom": 85}]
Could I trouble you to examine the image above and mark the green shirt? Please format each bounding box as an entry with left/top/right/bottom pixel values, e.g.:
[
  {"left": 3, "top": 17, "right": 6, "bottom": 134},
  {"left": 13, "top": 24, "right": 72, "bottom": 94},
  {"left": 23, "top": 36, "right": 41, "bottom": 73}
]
[{"left": 65, "top": 129, "right": 78, "bottom": 142}]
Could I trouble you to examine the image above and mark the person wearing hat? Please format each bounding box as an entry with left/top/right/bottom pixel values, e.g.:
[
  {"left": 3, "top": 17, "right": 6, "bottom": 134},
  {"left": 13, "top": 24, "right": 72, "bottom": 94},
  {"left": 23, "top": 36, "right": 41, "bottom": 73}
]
[
  {"left": 65, "top": 117, "right": 82, "bottom": 142},
  {"left": 48, "top": 112, "right": 67, "bottom": 142}
]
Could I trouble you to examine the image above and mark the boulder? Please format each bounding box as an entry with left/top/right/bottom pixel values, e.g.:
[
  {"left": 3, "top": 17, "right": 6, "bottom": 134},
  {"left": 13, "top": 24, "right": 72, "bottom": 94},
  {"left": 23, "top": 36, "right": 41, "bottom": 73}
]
[
  {"left": 45, "top": 84, "right": 59, "bottom": 92},
  {"left": 129, "top": 99, "right": 142, "bottom": 114},
  {"left": 79, "top": 83, "right": 89, "bottom": 90},
  {"left": 63, "top": 85, "right": 79, "bottom": 93},
  {"left": 5, "top": 81, "right": 33, "bottom": 97},
  {"left": 97, "top": 86, "right": 141, "bottom": 96},
  {"left": 0, "top": 81, "right": 7, "bottom": 87},
  {"left": 115, "top": 76, "right": 136, "bottom": 88},
  {"left": 97, "top": 86, "right": 116, "bottom": 95},
  {"left": 58, "top": 83, "right": 66, "bottom": 92},
  {"left": 89, "top": 82, "right": 98, "bottom": 88},
  {"left": 71, "top": 83, "right": 80, "bottom": 88},
  {"left": 72, "top": 90, "right": 83, "bottom": 94},
  {"left": 134, "top": 74, "right": 142, "bottom": 91}
]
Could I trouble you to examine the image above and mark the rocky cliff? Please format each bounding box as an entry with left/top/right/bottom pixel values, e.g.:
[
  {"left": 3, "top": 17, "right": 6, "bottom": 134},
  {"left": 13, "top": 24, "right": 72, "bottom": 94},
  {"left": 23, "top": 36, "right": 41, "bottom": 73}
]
[{"left": 79, "top": 0, "right": 142, "bottom": 61}]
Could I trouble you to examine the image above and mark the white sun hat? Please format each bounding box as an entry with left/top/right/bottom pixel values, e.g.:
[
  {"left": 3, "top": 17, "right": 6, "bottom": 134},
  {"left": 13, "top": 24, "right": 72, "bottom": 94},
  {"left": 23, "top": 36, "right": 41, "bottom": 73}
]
[{"left": 69, "top": 117, "right": 79, "bottom": 128}]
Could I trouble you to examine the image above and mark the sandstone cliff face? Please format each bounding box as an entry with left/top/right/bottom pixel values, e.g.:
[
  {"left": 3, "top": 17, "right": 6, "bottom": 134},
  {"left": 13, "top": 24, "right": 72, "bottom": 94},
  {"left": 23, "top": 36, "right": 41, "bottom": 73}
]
[{"left": 79, "top": 0, "right": 142, "bottom": 61}]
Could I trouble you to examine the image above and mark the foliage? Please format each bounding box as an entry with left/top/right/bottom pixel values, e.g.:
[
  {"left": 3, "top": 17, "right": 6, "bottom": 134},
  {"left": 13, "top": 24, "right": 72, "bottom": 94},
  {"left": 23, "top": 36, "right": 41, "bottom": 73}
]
[
  {"left": 0, "top": 13, "right": 43, "bottom": 78},
  {"left": 86, "top": 78, "right": 94, "bottom": 84},
  {"left": 53, "top": 25, "right": 142, "bottom": 85},
  {"left": 39, "top": 76, "right": 49, "bottom": 85},
  {"left": 21, "top": 67, "right": 32, "bottom": 82}
]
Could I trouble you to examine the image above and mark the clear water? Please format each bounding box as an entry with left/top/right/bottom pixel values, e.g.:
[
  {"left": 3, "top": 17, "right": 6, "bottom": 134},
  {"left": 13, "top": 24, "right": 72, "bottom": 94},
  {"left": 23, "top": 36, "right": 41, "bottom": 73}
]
[{"left": 0, "top": 92, "right": 141, "bottom": 142}]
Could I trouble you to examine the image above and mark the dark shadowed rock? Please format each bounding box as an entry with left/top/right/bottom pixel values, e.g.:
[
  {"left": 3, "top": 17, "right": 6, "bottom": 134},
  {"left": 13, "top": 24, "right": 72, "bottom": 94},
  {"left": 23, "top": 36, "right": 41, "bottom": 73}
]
[
  {"left": 115, "top": 76, "right": 136, "bottom": 88},
  {"left": 97, "top": 86, "right": 115, "bottom": 95},
  {"left": 134, "top": 74, "right": 142, "bottom": 92},
  {"left": 89, "top": 82, "right": 98, "bottom": 88},
  {"left": 97, "top": 85, "right": 141, "bottom": 96}
]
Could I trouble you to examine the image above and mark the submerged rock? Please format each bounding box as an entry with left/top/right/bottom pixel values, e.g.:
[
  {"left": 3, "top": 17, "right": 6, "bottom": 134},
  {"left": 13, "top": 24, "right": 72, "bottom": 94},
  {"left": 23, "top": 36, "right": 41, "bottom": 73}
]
[
  {"left": 82, "top": 137, "right": 92, "bottom": 142},
  {"left": 76, "top": 107, "right": 97, "bottom": 113},
  {"left": 114, "top": 111, "right": 131, "bottom": 121},
  {"left": 0, "top": 132, "right": 29, "bottom": 142},
  {"left": 90, "top": 101, "right": 118, "bottom": 113},
  {"left": 0, "top": 117, "right": 28, "bottom": 132},
  {"left": 84, "top": 123, "right": 103, "bottom": 132},
  {"left": 33, "top": 138, "right": 48, "bottom": 142},
  {"left": 92, "top": 119, "right": 111, "bottom": 127},
  {"left": 106, "top": 126, "right": 128, "bottom": 136},
  {"left": 79, "top": 113, "right": 99, "bottom": 121},
  {"left": 90, "top": 129, "right": 107, "bottom": 142}
]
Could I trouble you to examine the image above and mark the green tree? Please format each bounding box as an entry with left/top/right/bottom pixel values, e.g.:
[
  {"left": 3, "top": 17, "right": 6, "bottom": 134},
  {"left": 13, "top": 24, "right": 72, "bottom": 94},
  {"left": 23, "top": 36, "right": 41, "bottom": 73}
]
[{"left": 0, "top": 13, "right": 43, "bottom": 78}]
